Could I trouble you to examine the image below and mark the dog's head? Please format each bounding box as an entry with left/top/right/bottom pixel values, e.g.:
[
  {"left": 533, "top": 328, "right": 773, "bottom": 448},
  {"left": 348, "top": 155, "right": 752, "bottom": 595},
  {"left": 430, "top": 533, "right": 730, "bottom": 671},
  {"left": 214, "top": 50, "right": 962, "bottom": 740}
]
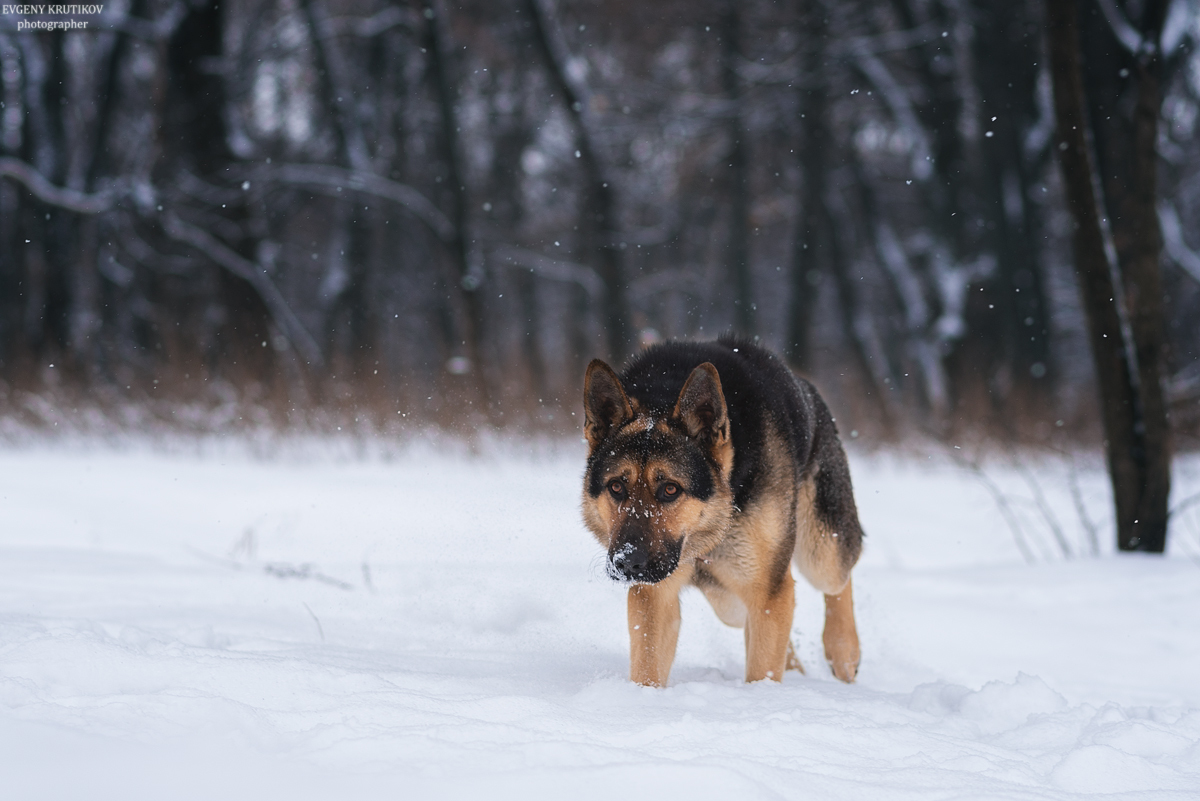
[{"left": 581, "top": 359, "right": 735, "bottom": 584}]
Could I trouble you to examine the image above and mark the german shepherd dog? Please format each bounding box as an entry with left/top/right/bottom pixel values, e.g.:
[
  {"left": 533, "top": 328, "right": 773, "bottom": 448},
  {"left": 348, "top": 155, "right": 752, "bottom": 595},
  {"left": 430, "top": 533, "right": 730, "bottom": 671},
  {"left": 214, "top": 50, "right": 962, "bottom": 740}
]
[{"left": 581, "top": 335, "right": 862, "bottom": 687}]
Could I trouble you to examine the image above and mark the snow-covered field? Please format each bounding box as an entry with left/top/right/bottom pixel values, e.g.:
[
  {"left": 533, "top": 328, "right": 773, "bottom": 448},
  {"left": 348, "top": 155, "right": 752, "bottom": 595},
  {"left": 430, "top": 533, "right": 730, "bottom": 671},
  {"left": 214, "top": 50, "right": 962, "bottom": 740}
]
[{"left": 2, "top": 436, "right": 1200, "bottom": 800}]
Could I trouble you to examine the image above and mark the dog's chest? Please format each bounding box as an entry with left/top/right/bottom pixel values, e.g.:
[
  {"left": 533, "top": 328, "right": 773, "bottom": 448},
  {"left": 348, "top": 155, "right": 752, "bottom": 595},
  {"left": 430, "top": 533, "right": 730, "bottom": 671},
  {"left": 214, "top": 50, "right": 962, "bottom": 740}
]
[{"left": 693, "top": 527, "right": 756, "bottom": 586}]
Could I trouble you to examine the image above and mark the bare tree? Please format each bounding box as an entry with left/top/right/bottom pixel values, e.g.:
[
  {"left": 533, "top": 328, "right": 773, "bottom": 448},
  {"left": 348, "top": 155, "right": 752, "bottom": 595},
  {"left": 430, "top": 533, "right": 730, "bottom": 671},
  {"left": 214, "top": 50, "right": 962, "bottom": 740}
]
[
  {"left": 527, "top": 0, "right": 631, "bottom": 363},
  {"left": 787, "top": 0, "right": 828, "bottom": 372},
  {"left": 1047, "top": 0, "right": 1171, "bottom": 552},
  {"left": 425, "top": 0, "right": 493, "bottom": 413},
  {"left": 722, "top": 0, "right": 754, "bottom": 335}
]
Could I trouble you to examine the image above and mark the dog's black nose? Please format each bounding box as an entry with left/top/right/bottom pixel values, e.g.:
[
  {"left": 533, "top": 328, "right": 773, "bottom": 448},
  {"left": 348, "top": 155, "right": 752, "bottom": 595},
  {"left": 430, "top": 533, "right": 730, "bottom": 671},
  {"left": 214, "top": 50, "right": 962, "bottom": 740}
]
[{"left": 608, "top": 543, "right": 652, "bottom": 581}]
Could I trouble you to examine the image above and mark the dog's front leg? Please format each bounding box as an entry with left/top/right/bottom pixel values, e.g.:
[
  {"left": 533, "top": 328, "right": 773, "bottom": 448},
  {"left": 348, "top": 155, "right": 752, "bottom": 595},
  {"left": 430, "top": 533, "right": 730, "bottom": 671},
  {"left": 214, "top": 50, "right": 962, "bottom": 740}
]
[
  {"left": 627, "top": 583, "right": 681, "bottom": 687},
  {"left": 743, "top": 570, "right": 795, "bottom": 682}
]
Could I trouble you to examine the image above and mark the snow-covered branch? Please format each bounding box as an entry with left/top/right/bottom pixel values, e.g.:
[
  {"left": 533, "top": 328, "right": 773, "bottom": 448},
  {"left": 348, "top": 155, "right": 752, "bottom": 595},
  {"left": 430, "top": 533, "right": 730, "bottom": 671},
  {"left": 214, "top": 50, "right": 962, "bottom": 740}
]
[
  {"left": 1095, "top": 0, "right": 1150, "bottom": 55},
  {"left": 0, "top": 156, "right": 117, "bottom": 213},
  {"left": 848, "top": 47, "right": 933, "bottom": 180},
  {"left": 256, "top": 163, "right": 454, "bottom": 242},
  {"left": 1158, "top": 200, "right": 1200, "bottom": 285},
  {"left": 491, "top": 245, "right": 605, "bottom": 299},
  {"left": 322, "top": 7, "right": 419, "bottom": 38},
  {"left": 162, "top": 213, "right": 325, "bottom": 367}
]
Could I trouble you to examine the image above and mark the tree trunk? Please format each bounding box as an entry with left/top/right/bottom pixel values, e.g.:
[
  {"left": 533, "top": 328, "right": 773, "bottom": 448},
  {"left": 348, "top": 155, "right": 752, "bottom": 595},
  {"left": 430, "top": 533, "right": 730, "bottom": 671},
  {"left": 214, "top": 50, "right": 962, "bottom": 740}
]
[
  {"left": 787, "top": 0, "right": 827, "bottom": 372},
  {"left": 426, "top": 0, "right": 493, "bottom": 415},
  {"left": 826, "top": 166, "right": 895, "bottom": 426},
  {"left": 1116, "top": 49, "right": 1171, "bottom": 552},
  {"left": 1046, "top": 0, "right": 1169, "bottom": 553},
  {"left": 971, "top": 0, "right": 1052, "bottom": 403},
  {"left": 527, "top": 0, "right": 631, "bottom": 363},
  {"left": 1080, "top": 0, "right": 1172, "bottom": 552},
  {"left": 0, "top": 33, "right": 17, "bottom": 370},
  {"left": 722, "top": 0, "right": 753, "bottom": 336}
]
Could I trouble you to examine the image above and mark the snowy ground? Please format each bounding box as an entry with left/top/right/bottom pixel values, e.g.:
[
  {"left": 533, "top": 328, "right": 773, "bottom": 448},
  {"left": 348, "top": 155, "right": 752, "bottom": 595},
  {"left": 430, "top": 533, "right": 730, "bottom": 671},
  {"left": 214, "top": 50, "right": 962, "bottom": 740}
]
[{"left": 2, "top": 436, "right": 1200, "bottom": 800}]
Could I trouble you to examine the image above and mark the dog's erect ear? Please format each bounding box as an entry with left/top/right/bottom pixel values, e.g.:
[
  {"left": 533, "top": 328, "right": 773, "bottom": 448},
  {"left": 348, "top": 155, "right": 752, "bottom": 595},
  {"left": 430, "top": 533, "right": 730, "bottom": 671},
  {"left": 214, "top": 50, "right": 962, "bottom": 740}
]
[
  {"left": 584, "top": 359, "right": 633, "bottom": 450},
  {"left": 672, "top": 362, "right": 729, "bottom": 443}
]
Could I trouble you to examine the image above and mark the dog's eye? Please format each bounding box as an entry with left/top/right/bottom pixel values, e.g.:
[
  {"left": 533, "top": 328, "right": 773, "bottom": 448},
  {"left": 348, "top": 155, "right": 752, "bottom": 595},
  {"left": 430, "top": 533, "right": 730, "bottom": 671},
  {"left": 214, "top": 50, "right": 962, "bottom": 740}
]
[
  {"left": 657, "top": 482, "right": 681, "bottom": 502},
  {"left": 608, "top": 479, "right": 626, "bottom": 498}
]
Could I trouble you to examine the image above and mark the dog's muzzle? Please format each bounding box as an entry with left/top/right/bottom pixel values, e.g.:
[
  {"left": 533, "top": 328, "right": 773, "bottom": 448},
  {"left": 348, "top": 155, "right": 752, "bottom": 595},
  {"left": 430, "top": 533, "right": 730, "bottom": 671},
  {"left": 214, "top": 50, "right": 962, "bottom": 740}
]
[{"left": 606, "top": 539, "right": 681, "bottom": 584}]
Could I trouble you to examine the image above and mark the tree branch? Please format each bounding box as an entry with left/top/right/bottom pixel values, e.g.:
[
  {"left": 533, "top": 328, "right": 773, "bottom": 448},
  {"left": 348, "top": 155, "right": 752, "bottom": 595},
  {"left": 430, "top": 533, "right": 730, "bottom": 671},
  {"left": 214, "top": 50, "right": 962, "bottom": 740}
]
[
  {"left": 161, "top": 213, "right": 325, "bottom": 367},
  {"left": 0, "top": 156, "right": 116, "bottom": 213},
  {"left": 491, "top": 245, "right": 605, "bottom": 299},
  {"left": 952, "top": 453, "right": 1037, "bottom": 564},
  {"left": 847, "top": 47, "right": 934, "bottom": 181},
  {"left": 628, "top": 267, "right": 704, "bottom": 298},
  {"left": 1157, "top": 200, "right": 1200, "bottom": 285},
  {"left": 1015, "top": 461, "right": 1072, "bottom": 558},
  {"left": 1064, "top": 454, "right": 1101, "bottom": 556},
  {"left": 1095, "top": 0, "right": 1149, "bottom": 55},
  {"left": 322, "top": 7, "right": 419, "bottom": 37},
  {"left": 300, "top": 0, "right": 372, "bottom": 173},
  {"left": 256, "top": 163, "right": 454, "bottom": 241},
  {"left": 829, "top": 22, "right": 942, "bottom": 58}
]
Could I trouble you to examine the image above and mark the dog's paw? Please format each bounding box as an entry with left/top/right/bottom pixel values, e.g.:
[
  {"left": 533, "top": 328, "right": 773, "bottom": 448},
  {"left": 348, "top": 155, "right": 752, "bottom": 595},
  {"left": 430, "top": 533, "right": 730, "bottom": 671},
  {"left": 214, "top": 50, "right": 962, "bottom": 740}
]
[
  {"left": 827, "top": 656, "right": 859, "bottom": 683},
  {"left": 823, "top": 631, "right": 860, "bottom": 683}
]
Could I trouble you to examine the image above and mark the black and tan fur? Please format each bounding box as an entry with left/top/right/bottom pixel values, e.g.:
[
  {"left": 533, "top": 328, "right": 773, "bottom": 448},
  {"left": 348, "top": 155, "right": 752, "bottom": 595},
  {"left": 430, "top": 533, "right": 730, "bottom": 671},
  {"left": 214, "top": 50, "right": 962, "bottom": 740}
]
[{"left": 582, "top": 336, "right": 863, "bottom": 687}]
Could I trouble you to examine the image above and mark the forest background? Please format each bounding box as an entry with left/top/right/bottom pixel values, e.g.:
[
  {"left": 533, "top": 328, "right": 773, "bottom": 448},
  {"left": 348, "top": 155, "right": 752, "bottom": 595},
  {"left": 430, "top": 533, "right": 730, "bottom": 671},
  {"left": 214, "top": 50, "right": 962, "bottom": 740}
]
[{"left": 1, "top": 1, "right": 1199, "bottom": 484}]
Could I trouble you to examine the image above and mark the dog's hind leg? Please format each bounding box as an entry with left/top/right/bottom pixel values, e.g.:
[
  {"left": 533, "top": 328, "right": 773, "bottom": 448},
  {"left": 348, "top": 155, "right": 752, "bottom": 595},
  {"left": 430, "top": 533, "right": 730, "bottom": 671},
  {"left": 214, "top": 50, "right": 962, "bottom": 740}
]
[
  {"left": 792, "top": 452, "right": 863, "bottom": 683},
  {"left": 823, "top": 578, "right": 860, "bottom": 682},
  {"left": 627, "top": 579, "right": 684, "bottom": 687},
  {"left": 785, "top": 640, "right": 805, "bottom": 674}
]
